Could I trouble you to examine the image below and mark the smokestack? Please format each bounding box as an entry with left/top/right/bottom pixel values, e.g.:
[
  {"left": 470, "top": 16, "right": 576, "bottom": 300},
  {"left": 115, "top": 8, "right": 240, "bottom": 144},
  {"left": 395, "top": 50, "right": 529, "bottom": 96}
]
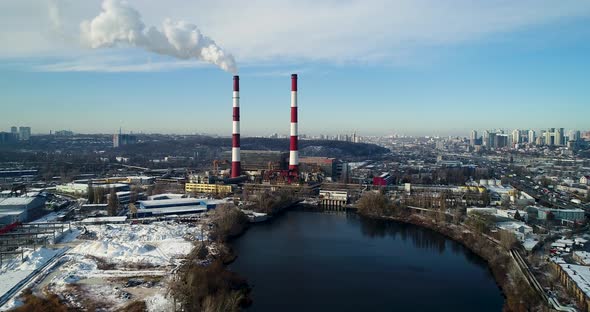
[
  {"left": 231, "top": 75, "right": 241, "bottom": 178},
  {"left": 289, "top": 74, "right": 299, "bottom": 176}
]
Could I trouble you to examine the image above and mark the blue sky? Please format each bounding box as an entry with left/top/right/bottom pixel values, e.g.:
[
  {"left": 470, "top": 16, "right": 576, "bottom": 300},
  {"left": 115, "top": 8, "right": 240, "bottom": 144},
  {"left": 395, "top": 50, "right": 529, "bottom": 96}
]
[{"left": 0, "top": 0, "right": 589, "bottom": 136}]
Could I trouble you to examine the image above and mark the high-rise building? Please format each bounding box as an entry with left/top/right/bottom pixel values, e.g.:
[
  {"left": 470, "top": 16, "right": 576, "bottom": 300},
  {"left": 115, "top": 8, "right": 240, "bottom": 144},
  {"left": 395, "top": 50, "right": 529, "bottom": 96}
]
[
  {"left": 18, "top": 127, "right": 31, "bottom": 141},
  {"left": 10, "top": 126, "right": 17, "bottom": 136},
  {"left": 574, "top": 130, "right": 581, "bottom": 142},
  {"left": 511, "top": 129, "right": 521, "bottom": 145},
  {"left": 555, "top": 128, "right": 564, "bottom": 146},
  {"left": 488, "top": 132, "right": 497, "bottom": 148},
  {"left": 536, "top": 135, "right": 544, "bottom": 146},
  {"left": 0, "top": 132, "right": 18, "bottom": 144},
  {"left": 483, "top": 130, "right": 490, "bottom": 147},
  {"left": 528, "top": 130, "right": 536, "bottom": 145},
  {"left": 545, "top": 129, "right": 553, "bottom": 146},
  {"left": 496, "top": 134, "right": 509, "bottom": 148},
  {"left": 470, "top": 130, "right": 478, "bottom": 146},
  {"left": 113, "top": 132, "right": 137, "bottom": 147}
]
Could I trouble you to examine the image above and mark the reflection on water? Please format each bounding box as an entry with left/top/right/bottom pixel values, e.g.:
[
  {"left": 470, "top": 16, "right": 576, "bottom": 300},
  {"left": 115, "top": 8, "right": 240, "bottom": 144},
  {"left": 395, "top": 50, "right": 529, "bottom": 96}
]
[{"left": 231, "top": 209, "right": 503, "bottom": 312}]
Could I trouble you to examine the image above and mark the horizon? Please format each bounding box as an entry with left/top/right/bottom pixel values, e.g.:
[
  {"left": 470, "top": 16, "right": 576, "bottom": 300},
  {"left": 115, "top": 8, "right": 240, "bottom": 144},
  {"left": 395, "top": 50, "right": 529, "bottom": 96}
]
[{"left": 5, "top": 128, "right": 588, "bottom": 139}]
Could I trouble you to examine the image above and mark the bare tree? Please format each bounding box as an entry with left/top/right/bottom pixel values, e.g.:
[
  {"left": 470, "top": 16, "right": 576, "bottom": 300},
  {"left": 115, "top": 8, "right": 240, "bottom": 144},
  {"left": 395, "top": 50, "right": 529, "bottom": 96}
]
[
  {"left": 357, "top": 191, "right": 390, "bottom": 217},
  {"left": 87, "top": 184, "right": 95, "bottom": 204},
  {"left": 499, "top": 229, "right": 518, "bottom": 250},
  {"left": 108, "top": 188, "right": 118, "bottom": 216},
  {"left": 210, "top": 205, "right": 249, "bottom": 242}
]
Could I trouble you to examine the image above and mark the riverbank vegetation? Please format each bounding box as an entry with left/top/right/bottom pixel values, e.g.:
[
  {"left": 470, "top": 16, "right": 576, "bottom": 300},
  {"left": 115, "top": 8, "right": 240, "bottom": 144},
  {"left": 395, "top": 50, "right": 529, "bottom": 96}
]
[
  {"left": 209, "top": 205, "right": 249, "bottom": 242},
  {"left": 248, "top": 190, "right": 297, "bottom": 215},
  {"left": 169, "top": 205, "right": 251, "bottom": 312},
  {"left": 356, "top": 191, "right": 541, "bottom": 312},
  {"left": 168, "top": 258, "right": 250, "bottom": 312}
]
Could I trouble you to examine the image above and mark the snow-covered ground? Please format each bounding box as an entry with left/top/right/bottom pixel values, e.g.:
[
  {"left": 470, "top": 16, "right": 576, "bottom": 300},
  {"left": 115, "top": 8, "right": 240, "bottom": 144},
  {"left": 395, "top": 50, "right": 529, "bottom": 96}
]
[
  {"left": 1, "top": 220, "right": 206, "bottom": 311},
  {"left": 49, "top": 221, "right": 204, "bottom": 310},
  {"left": 0, "top": 247, "right": 67, "bottom": 310}
]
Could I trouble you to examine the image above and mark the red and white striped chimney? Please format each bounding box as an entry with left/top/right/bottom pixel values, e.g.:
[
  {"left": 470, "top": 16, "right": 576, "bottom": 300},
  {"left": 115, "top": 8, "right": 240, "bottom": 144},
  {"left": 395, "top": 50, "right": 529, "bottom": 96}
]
[
  {"left": 231, "top": 75, "right": 241, "bottom": 178},
  {"left": 289, "top": 74, "right": 299, "bottom": 175}
]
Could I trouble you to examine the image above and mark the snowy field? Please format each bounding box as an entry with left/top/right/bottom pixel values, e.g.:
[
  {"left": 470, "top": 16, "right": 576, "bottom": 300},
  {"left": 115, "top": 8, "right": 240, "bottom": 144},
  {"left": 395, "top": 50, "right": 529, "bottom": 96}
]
[
  {"left": 0, "top": 248, "right": 65, "bottom": 298},
  {"left": 1, "top": 220, "right": 206, "bottom": 311}
]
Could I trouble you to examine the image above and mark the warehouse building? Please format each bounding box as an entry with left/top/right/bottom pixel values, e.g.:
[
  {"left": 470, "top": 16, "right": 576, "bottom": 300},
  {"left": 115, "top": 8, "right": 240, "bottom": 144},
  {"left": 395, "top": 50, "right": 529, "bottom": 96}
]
[
  {"left": 532, "top": 206, "right": 586, "bottom": 223},
  {"left": 135, "top": 198, "right": 213, "bottom": 217},
  {"left": 0, "top": 196, "right": 46, "bottom": 225},
  {"left": 56, "top": 183, "right": 130, "bottom": 196}
]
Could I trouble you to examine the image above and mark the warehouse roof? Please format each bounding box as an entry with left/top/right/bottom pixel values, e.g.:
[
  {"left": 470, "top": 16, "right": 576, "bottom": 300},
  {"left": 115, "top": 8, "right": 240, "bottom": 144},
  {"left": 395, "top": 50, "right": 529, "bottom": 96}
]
[{"left": 0, "top": 196, "right": 40, "bottom": 207}]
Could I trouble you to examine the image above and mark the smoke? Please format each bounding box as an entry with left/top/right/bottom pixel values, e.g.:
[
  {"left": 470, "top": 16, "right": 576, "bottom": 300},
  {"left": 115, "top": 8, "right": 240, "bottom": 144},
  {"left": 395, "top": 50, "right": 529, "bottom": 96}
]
[
  {"left": 80, "top": 0, "right": 237, "bottom": 73},
  {"left": 48, "top": 0, "right": 62, "bottom": 33}
]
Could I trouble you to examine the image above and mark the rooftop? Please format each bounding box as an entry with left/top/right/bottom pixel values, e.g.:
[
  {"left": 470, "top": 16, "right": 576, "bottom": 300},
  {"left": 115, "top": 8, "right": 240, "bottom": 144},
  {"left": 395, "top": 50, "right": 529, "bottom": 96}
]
[
  {"left": 0, "top": 196, "right": 40, "bottom": 207},
  {"left": 139, "top": 198, "right": 203, "bottom": 208}
]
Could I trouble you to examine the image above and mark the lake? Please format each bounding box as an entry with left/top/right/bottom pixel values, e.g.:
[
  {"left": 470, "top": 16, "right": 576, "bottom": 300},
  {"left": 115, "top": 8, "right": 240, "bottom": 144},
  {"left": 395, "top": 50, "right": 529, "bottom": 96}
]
[{"left": 231, "top": 208, "right": 504, "bottom": 311}]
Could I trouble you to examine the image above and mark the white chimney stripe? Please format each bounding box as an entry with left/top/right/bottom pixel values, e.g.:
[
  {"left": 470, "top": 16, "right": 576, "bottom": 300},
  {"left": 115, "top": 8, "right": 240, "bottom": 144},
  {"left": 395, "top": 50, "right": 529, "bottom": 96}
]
[
  {"left": 291, "top": 91, "right": 297, "bottom": 107},
  {"left": 233, "top": 91, "right": 239, "bottom": 107},
  {"left": 290, "top": 123, "right": 298, "bottom": 137},
  {"left": 232, "top": 147, "right": 241, "bottom": 162},
  {"left": 289, "top": 151, "right": 299, "bottom": 165},
  {"left": 233, "top": 121, "right": 240, "bottom": 134}
]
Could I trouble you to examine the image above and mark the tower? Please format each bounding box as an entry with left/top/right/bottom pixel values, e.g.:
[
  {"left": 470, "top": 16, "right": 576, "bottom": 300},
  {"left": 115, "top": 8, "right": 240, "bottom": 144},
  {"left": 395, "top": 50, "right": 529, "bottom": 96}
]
[
  {"left": 231, "top": 75, "right": 241, "bottom": 178},
  {"left": 289, "top": 74, "right": 299, "bottom": 177}
]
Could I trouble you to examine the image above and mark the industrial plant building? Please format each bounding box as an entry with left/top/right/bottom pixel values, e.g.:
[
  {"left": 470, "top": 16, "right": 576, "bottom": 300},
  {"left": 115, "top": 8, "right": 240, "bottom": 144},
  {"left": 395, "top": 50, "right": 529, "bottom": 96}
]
[
  {"left": 56, "top": 182, "right": 130, "bottom": 196},
  {"left": 222, "top": 74, "right": 301, "bottom": 182},
  {"left": 373, "top": 172, "right": 394, "bottom": 186},
  {"left": 0, "top": 196, "right": 46, "bottom": 225},
  {"left": 185, "top": 183, "right": 232, "bottom": 194},
  {"left": 529, "top": 206, "right": 586, "bottom": 223},
  {"left": 222, "top": 150, "right": 288, "bottom": 172},
  {"left": 299, "top": 157, "right": 341, "bottom": 180},
  {"left": 136, "top": 197, "right": 222, "bottom": 217}
]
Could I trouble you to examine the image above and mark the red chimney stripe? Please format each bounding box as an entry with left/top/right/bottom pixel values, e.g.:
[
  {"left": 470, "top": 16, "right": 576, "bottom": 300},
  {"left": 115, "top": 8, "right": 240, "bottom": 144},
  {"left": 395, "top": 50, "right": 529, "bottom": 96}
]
[
  {"left": 232, "top": 134, "right": 240, "bottom": 147},
  {"left": 231, "top": 162, "right": 241, "bottom": 178},
  {"left": 233, "top": 107, "right": 240, "bottom": 121},
  {"left": 233, "top": 75, "right": 239, "bottom": 92},
  {"left": 291, "top": 107, "right": 297, "bottom": 122},
  {"left": 290, "top": 136, "right": 298, "bottom": 151},
  {"left": 291, "top": 74, "right": 297, "bottom": 91}
]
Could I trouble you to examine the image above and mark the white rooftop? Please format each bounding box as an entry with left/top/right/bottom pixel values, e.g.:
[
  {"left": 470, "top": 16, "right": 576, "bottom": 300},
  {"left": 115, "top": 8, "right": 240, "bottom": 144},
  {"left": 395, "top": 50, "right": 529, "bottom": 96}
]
[
  {"left": 80, "top": 216, "right": 127, "bottom": 224},
  {"left": 0, "top": 196, "right": 39, "bottom": 207},
  {"left": 139, "top": 198, "right": 202, "bottom": 208}
]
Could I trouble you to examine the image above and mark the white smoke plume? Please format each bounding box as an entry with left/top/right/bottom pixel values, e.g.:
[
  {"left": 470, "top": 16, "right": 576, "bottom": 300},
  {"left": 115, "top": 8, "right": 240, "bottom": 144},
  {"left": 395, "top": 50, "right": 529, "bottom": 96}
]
[{"left": 80, "top": 0, "right": 237, "bottom": 73}]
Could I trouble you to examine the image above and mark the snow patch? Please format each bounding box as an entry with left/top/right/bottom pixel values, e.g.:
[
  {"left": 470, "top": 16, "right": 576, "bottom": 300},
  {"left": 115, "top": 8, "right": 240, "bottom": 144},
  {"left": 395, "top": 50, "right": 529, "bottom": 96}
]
[{"left": 145, "top": 293, "right": 175, "bottom": 312}]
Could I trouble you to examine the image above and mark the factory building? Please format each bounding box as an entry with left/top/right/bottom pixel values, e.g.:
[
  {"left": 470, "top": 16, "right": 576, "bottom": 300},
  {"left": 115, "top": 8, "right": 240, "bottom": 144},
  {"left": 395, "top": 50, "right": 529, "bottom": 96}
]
[
  {"left": 136, "top": 198, "right": 221, "bottom": 217},
  {"left": 373, "top": 172, "right": 394, "bottom": 186},
  {"left": 56, "top": 183, "right": 130, "bottom": 195},
  {"left": 530, "top": 206, "right": 586, "bottom": 223},
  {"left": 185, "top": 183, "right": 232, "bottom": 195},
  {"left": 319, "top": 190, "right": 349, "bottom": 208},
  {"left": 222, "top": 150, "right": 288, "bottom": 171},
  {"left": 0, "top": 196, "right": 46, "bottom": 225},
  {"left": 299, "top": 157, "right": 339, "bottom": 180}
]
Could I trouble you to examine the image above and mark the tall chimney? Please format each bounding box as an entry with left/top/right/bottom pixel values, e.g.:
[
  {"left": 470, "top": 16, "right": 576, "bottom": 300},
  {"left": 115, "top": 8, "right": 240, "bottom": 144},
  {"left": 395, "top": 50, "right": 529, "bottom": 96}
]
[
  {"left": 231, "top": 75, "right": 241, "bottom": 178},
  {"left": 289, "top": 74, "right": 299, "bottom": 176}
]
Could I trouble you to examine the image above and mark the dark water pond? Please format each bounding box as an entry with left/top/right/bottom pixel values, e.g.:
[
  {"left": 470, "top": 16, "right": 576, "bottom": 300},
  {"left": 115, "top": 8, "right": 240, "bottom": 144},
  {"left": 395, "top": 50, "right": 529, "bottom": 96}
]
[{"left": 231, "top": 209, "right": 503, "bottom": 311}]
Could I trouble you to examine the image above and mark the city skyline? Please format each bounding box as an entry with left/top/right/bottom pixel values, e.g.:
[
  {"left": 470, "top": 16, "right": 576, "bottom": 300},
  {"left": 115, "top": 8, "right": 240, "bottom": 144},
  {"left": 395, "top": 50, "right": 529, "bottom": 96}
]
[{"left": 1, "top": 1, "right": 589, "bottom": 135}]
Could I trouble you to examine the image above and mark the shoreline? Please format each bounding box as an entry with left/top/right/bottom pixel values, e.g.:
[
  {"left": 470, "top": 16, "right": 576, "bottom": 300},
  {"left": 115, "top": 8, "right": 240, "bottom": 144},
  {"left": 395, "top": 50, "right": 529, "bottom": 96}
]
[
  {"left": 354, "top": 211, "right": 539, "bottom": 311},
  {"left": 224, "top": 204, "right": 540, "bottom": 311},
  {"left": 227, "top": 206, "right": 517, "bottom": 310}
]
